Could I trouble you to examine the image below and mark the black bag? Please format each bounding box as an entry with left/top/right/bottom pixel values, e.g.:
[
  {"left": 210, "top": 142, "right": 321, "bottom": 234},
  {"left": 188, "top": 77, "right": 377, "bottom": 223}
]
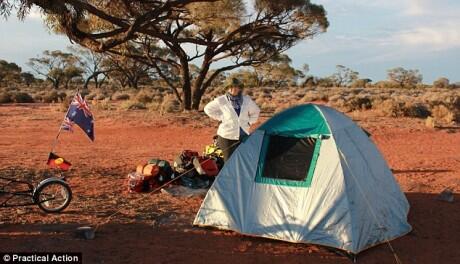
[
  {"left": 148, "top": 158, "right": 175, "bottom": 183},
  {"left": 173, "top": 150, "right": 199, "bottom": 176}
]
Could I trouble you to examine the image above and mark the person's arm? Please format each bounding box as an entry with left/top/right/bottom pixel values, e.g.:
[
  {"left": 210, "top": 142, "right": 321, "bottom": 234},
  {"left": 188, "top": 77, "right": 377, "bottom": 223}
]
[
  {"left": 204, "top": 98, "right": 224, "bottom": 121},
  {"left": 247, "top": 97, "right": 260, "bottom": 125}
]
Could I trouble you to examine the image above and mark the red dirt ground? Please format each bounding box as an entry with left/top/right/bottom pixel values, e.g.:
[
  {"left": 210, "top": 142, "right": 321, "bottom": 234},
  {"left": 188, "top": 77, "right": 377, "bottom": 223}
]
[{"left": 0, "top": 104, "right": 459, "bottom": 264}]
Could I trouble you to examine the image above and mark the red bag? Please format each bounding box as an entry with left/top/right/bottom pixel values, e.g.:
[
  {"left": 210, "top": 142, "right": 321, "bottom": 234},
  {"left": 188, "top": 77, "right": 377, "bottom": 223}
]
[
  {"left": 193, "top": 157, "right": 219, "bottom": 177},
  {"left": 173, "top": 150, "right": 199, "bottom": 173},
  {"left": 128, "top": 164, "right": 161, "bottom": 193}
]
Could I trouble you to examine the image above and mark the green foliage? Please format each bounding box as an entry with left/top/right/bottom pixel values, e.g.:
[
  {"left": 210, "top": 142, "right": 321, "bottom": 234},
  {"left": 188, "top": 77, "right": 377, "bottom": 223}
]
[
  {"left": 42, "top": 90, "right": 66, "bottom": 103},
  {"left": 0, "top": 91, "right": 12, "bottom": 103},
  {"left": 11, "top": 92, "right": 34, "bottom": 103},
  {"left": 331, "top": 65, "right": 359, "bottom": 87},
  {"left": 28, "top": 50, "right": 83, "bottom": 89},
  {"left": 7, "top": 0, "right": 328, "bottom": 110},
  {"left": 0, "top": 59, "right": 23, "bottom": 86},
  {"left": 387, "top": 67, "right": 423, "bottom": 88},
  {"left": 433, "top": 77, "right": 450, "bottom": 89},
  {"left": 351, "top": 78, "right": 372, "bottom": 88},
  {"left": 253, "top": 54, "right": 302, "bottom": 87}
]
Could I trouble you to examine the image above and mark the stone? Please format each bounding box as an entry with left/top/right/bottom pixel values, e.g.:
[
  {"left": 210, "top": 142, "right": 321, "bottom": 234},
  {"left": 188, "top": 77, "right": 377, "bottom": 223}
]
[
  {"left": 76, "top": 226, "right": 96, "bottom": 240},
  {"left": 438, "top": 188, "right": 454, "bottom": 203}
]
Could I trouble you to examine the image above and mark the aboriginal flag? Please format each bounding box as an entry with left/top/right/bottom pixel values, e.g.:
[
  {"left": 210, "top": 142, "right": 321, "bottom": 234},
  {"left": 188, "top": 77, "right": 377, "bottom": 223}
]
[{"left": 47, "top": 152, "right": 72, "bottom": 171}]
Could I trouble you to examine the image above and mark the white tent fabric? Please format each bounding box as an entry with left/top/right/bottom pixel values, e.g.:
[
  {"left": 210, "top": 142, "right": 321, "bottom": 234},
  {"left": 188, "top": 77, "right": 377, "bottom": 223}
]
[{"left": 194, "top": 104, "right": 411, "bottom": 253}]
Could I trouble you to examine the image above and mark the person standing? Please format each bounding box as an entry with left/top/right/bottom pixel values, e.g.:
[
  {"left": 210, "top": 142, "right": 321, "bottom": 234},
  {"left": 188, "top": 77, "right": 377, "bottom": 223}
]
[{"left": 204, "top": 78, "right": 260, "bottom": 162}]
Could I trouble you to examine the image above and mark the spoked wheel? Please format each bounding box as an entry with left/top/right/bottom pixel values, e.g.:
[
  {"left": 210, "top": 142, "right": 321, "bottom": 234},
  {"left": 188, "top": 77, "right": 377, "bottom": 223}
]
[{"left": 34, "top": 179, "right": 72, "bottom": 213}]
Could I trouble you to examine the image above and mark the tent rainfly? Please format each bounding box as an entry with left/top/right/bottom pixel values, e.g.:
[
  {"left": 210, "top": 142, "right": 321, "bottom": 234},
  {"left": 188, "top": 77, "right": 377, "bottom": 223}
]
[{"left": 194, "top": 103, "right": 411, "bottom": 254}]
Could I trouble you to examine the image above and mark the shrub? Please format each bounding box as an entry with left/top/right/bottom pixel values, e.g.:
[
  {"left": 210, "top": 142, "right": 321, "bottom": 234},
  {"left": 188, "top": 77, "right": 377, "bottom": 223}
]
[
  {"left": 431, "top": 105, "right": 455, "bottom": 125},
  {"left": 92, "top": 98, "right": 113, "bottom": 111},
  {"left": 0, "top": 92, "right": 12, "bottom": 103},
  {"left": 301, "top": 91, "right": 321, "bottom": 102},
  {"left": 42, "top": 91, "right": 61, "bottom": 103},
  {"left": 86, "top": 90, "right": 107, "bottom": 101},
  {"left": 403, "top": 103, "right": 431, "bottom": 118},
  {"left": 147, "top": 102, "right": 161, "bottom": 112},
  {"left": 119, "top": 100, "right": 147, "bottom": 110},
  {"left": 58, "top": 92, "right": 68, "bottom": 101},
  {"left": 11, "top": 92, "right": 34, "bottom": 103},
  {"left": 57, "top": 96, "right": 73, "bottom": 112},
  {"left": 373, "top": 99, "right": 405, "bottom": 117},
  {"left": 260, "top": 102, "right": 277, "bottom": 112},
  {"left": 348, "top": 96, "right": 372, "bottom": 111},
  {"left": 160, "top": 95, "right": 181, "bottom": 113},
  {"left": 112, "top": 93, "right": 130, "bottom": 100},
  {"left": 135, "top": 90, "right": 153, "bottom": 104},
  {"left": 33, "top": 94, "right": 43, "bottom": 102}
]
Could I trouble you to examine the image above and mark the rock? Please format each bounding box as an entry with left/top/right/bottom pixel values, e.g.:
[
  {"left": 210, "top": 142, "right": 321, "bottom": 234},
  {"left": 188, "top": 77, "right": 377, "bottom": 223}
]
[
  {"left": 76, "top": 226, "right": 96, "bottom": 240},
  {"left": 438, "top": 188, "right": 454, "bottom": 203}
]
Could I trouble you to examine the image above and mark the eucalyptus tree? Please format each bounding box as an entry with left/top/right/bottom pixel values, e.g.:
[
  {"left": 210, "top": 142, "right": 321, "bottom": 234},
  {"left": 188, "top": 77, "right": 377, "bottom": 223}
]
[{"left": 2, "top": 0, "right": 328, "bottom": 109}]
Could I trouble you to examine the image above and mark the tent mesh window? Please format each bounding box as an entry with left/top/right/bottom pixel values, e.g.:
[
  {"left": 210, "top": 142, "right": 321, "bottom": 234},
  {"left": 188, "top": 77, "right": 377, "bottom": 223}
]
[{"left": 262, "top": 135, "right": 317, "bottom": 181}]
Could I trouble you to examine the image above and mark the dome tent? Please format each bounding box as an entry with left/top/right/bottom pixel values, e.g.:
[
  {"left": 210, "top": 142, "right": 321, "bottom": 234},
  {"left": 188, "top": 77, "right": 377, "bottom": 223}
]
[{"left": 194, "top": 104, "right": 411, "bottom": 254}]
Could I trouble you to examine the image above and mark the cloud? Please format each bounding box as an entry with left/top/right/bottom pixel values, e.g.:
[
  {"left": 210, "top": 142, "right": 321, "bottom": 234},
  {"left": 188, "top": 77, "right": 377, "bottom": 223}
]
[{"left": 396, "top": 23, "right": 460, "bottom": 50}]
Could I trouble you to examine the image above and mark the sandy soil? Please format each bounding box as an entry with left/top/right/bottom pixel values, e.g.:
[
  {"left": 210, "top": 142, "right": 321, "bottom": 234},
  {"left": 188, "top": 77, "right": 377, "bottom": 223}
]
[{"left": 0, "top": 104, "right": 459, "bottom": 264}]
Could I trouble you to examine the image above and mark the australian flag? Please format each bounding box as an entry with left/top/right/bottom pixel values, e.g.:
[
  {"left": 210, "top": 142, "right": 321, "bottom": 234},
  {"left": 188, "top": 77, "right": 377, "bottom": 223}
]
[{"left": 65, "top": 93, "right": 95, "bottom": 141}]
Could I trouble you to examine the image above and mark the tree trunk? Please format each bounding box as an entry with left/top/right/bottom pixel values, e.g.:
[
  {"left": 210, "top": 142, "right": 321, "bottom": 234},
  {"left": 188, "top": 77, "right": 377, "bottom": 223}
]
[
  {"left": 94, "top": 76, "right": 99, "bottom": 88},
  {"left": 84, "top": 76, "right": 91, "bottom": 90},
  {"left": 52, "top": 79, "right": 59, "bottom": 89},
  {"left": 191, "top": 88, "right": 204, "bottom": 110},
  {"left": 190, "top": 52, "right": 212, "bottom": 110},
  {"left": 180, "top": 60, "right": 192, "bottom": 110}
]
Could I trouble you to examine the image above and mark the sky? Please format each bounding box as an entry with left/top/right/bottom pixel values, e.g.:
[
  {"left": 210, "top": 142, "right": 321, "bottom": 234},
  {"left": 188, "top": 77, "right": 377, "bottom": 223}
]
[{"left": 0, "top": 0, "right": 459, "bottom": 83}]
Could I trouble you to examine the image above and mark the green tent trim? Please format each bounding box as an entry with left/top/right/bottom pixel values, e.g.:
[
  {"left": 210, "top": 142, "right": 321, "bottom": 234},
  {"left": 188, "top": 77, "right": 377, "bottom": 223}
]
[{"left": 258, "top": 104, "right": 331, "bottom": 138}]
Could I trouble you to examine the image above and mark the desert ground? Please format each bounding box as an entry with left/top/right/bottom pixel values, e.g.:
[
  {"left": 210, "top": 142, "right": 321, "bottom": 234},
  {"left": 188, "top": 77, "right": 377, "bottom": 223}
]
[{"left": 0, "top": 103, "right": 459, "bottom": 264}]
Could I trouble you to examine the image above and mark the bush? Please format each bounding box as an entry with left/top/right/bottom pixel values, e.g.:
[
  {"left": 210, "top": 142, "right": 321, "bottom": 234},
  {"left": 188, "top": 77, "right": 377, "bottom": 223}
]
[
  {"left": 160, "top": 95, "right": 181, "bottom": 113},
  {"left": 42, "top": 91, "right": 62, "bottom": 103},
  {"left": 92, "top": 98, "right": 113, "bottom": 111},
  {"left": 348, "top": 96, "right": 372, "bottom": 111},
  {"left": 0, "top": 92, "right": 12, "bottom": 103},
  {"left": 11, "top": 92, "right": 34, "bottom": 103},
  {"left": 373, "top": 99, "right": 405, "bottom": 117},
  {"left": 147, "top": 102, "right": 161, "bottom": 112},
  {"left": 120, "top": 100, "right": 147, "bottom": 110},
  {"left": 57, "top": 96, "right": 73, "bottom": 112},
  {"left": 431, "top": 105, "right": 456, "bottom": 125},
  {"left": 260, "top": 102, "right": 277, "bottom": 112},
  {"left": 135, "top": 90, "right": 153, "bottom": 104},
  {"left": 403, "top": 103, "right": 430, "bottom": 118},
  {"left": 112, "top": 93, "right": 130, "bottom": 101}
]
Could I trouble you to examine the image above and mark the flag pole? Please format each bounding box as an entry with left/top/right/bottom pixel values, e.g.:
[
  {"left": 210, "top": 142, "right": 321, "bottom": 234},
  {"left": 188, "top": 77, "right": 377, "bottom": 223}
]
[{"left": 49, "top": 89, "right": 80, "bottom": 154}]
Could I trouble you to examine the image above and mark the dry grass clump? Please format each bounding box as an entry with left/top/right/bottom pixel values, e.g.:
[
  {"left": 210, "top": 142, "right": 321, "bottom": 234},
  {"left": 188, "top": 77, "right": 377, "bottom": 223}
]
[
  {"left": 425, "top": 116, "right": 436, "bottom": 128},
  {"left": 431, "top": 105, "right": 456, "bottom": 125},
  {"left": 86, "top": 89, "right": 108, "bottom": 101},
  {"left": 92, "top": 98, "right": 114, "bottom": 111},
  {"left": 403, "top": 102, "right": 431, "bottom": 118},
  {"left": 260, "top": 102, "right": 277, "bottom": 112},
  {"left": 119, "top": 100, "right": 147, "bottom": 110},
  {"left": 373, "top": 99, "right": 405, "bottom": 117},
  {"left": 160, "top": 94, "right": 181, "bottom": 114},
  {"left": 0, "top": 91, "right": 13, "bottom": 103},
  {"left": 135, "top": 89, "right": 154, "bottom": 104},
  {"left": 39, "top": 90, "right": 67, "bottom": 103},
  {"left": 111, "top": 91, "right": 130, "bottom": 101}
]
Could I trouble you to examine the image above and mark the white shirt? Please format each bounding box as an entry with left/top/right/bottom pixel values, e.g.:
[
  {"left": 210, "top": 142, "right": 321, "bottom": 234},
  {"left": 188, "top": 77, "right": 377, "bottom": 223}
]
[{"left": 204, "top": 94, "right": 260, "bottom": 140}]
